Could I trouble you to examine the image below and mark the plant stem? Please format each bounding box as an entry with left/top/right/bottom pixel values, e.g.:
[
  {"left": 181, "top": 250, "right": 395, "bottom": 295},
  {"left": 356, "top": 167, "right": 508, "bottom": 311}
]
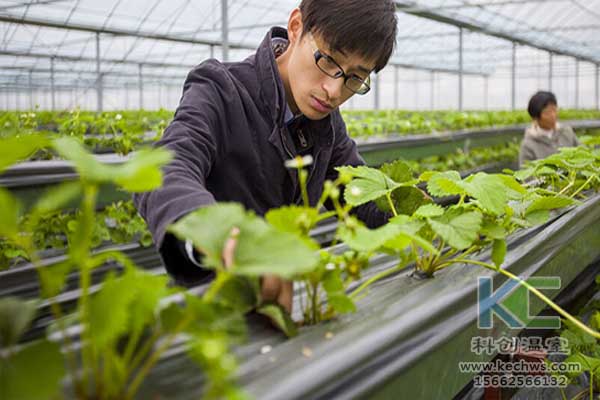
[
  {"left": 203, "top": 271, "right": 230, "bottom": 304},
  {"left": 349, "top": 259, "right": 409, "bottom": 300},
  {"left": 124, "top": 313, "right": 193, "bottom": 400},
  {"left": 450, "top": 258, "right": 600, "bottom": 340},
  {"left": 386, "top": 192, "right": 398, "bottom": 217},
  {"left": 570, "top": 174, "right": 597, "bottom": 199},
  {"left": 27, "top": 240, "right": 80, "bottom": 395},
  {"left": 299, "top": 169, "right": 310, "bottom": 208},
  {"left": 75, "top": 183, "right": 99, "bottom": 394}
]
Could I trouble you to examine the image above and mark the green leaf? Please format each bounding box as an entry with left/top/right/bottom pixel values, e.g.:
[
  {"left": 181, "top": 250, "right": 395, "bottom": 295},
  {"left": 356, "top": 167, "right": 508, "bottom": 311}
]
[
  {"left": 112, "top": 147, "right": 173, "bottom": 192},
  {"left": 337, "top": 219, "right": 403, "bottom": 253},
  {"left": 0, "top": 134, "right": 50, "bottom": 173},
  {"left": 322, "top": 269, "right": 356, "bottom": 314},
  {"left": 336, "top": 165, "right": 400, "bottom": 206},
  {"left": 53, "top": 137, "right": 113, "bottom": 181},
  {"left": 0, "top": 297, "right": 38, "bottom": 347},
  {"left": 379, "top": 160, "right": 413, "bottom": 183},
  {"left": 256, "top": 303, "right": 298, "bottom": 337},
  {"left": 31, "top": 181, "right": 82, "bottom": 215},
  {"left": 428, "top": 209, "right": 483, "bottom": 250},
  {"left": 0, "top": 188, "right": 21, "bottom": 239},
  {"left": 38, "top": 260, "right": 75, "bottom": 298},
  {"left": 126, "top": 272, "right": 171, "bottom": 336},
  {"left": 497, "top": 175, "right": 527, "bottom": 199},
  {"left": 376, "top": 186, "right": 432, "bottom": 216},
  {"left": 169, "top": 203, "right": 246, "bottom": 269},
  {"left": 491, "top": 239, "right": 507, "bottom": 268},
  {"left": 53, "top": 137, "right": 172, "bottom": 192},
  {"left": 426, "top": 171, "right": 464, "bottom": 197},
  {"left": 0, "top": 339, "right": 64, "bottom": 400},
  {"left": 159, "top": 302, "right": 186, "bottom": 334},
  {"left": 213, "top": 276, "right": 259, "bottom": 314},
  {"left": 462, "top": 173, "right": 508, "bottom": 215},
  {"left": 413, "top": 204, "right": 444, "bottom": 218},
  {"left": 233, "top": 215, "right": 319, "bottom": 278},
  {"left": 88, "top": 272, "right": 138, "bottom": 347},
  {"left": 525, "top": 210, "right": 550, "bottom": 225},
  {"left": 526, "top": 196, "right": 576, "bottom": 214},
  {"left": 480, "top": 221, "right": 506, "bottom": 240},
  {"left": 563, "top": 353, "right": 600, "bottom": 379},
  {"left": 265, "top": 206, "right": 320, "bottom": 235}
]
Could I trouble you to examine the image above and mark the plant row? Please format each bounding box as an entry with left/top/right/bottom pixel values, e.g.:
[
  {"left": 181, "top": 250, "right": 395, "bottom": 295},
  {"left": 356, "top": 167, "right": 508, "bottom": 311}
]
[
  {"left": 1, "top": 130, "right": 599, "bottom": 399},
  {"left": 1, "top": 109, "right": 599, "bottom": 159}
]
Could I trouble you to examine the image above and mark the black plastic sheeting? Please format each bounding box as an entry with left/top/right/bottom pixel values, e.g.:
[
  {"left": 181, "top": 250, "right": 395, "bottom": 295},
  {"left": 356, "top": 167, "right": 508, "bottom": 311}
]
[{"left": 131, "top": 193, "right": 600, "bottom": 400}]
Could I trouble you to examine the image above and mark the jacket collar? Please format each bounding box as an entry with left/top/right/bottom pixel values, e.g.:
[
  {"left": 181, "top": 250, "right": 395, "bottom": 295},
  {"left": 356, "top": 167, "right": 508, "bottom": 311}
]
[{"left": 255, "top": 26, "right": 291, "bottom": 127}]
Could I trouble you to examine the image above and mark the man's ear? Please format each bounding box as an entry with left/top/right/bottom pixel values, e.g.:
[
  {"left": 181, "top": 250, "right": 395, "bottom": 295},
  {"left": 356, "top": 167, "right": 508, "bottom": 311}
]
[{"left": 287, "top": 8, "right": 303, "bottom": 46}]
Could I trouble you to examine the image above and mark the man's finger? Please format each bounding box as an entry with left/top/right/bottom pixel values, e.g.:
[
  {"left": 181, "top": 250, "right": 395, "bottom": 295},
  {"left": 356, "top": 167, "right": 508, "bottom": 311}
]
[
  {"left": 277, "top": 280, "right": 293, "bottom": 314},
  {"left": 260, "top": 274, "right": 281, "bottom": 302},
  {"left": 222, "top": 226, "right": 240, "bottom": 269}
]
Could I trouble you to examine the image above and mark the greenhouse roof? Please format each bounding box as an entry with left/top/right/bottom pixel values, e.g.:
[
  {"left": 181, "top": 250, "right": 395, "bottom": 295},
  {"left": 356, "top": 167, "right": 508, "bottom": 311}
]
[{"left": 0, "top": 0, "right": 599, "bottom": 88}]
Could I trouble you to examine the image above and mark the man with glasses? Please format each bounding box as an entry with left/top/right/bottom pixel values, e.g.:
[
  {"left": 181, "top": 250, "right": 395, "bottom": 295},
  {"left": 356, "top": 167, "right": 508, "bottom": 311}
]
[{"left": 134, "top": 0, "right": 398, "bottom": 313}]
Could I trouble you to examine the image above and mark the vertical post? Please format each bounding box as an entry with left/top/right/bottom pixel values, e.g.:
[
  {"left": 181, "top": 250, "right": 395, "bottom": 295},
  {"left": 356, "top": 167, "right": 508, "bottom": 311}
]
[
  {"left": 548, "top": 52, "right": 553, "bottom": 91},
  {"left": 430, "top": 71, "right": 435, "bottom": 110},
  {"left": 158, "top": 83, "right": 162, "bottom": 109},
  {"left": 484, "top": 75, "right": 489, "bottom": 111},
  {"left": 74, "top": 78, "right": 79, "bottom": 109},
  {"left": 221, "top": 0, "right": 229, "bottom": 62},
  {"left": 125, "top": 83, "right": 130, "bottom": 109},
  {"left": 511, "top": 42, "right": 516, "bottom": 111},
  {"left": 28, "top": 70, "right": 33, "bottom": 110},
  {"left": 414, "top": 71, "right": 419, "bottom": 109},
  {"left": 374, "top": 72, "right": 380, "bottom": 110},
  {"left": 596, "top": 64, "right": 600, "bottom": 110},
  {"left": 138, "top": 64, "right": 144, "bottom": 110},
  {"left": 50, "top": 56, "right": 56, "bottom": 111},
  {"left": 574, "top": 59, "right": 579, "bottom": 109},
  {"left": 394, "top": 66, "right": 399, "bottom": 110},
  {"left": 458, "top": 27, "right": 463, "bottom": 111},
  {"left": 96, "top": 32, "right": 103, "bottom": 112}
]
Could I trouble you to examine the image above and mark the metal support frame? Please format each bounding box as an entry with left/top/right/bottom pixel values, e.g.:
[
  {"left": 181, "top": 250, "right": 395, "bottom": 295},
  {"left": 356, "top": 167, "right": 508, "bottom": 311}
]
[
  {"left": 138, "top": 64, "right": 143, "bottom": 110},
  {"left": 484, "top": 76, "right": 489, "bottom": 111},
  {"left": 549, "top": 52, "right": 553, "bottom": 91},
  {"left": 430, "top": 71, "right": 434, "bottom": 110},
  {"left": 458, "top": 27, "right": 463, "bottom": 111},
  {"left": 28, "top": 70, "right": 33, "bottom": 110},
  {"left": 575, "top": 59, "right": 579, "bottom": 109},
  {"left": 221, "top": 0, "right": 229, "bottom": 62},
  {"left": 50, "top": 56, "right": 55, "bottom": 111},
  {"left": 595, "top": 64, "right": 600, "bottom": 110},
  {"left": 511, "top": 42, "right": 516, "bottom": 111},
  {"left": 96, "top": 32, "right": 103, "bottom": 112}
]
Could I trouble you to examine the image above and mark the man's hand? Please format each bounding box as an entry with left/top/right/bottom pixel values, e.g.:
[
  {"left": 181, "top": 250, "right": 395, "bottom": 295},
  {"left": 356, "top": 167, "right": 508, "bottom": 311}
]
[
  {"left": 260, "top": 275, "right": 293, "bottom": 314},
  {"left": 218, "top": 227, "right": 293, "bottom": 314}
]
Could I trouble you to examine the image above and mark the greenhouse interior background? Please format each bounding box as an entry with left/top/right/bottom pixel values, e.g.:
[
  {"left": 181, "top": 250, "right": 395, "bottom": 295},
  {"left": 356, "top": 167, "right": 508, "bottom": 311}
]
[
  {"left": 3, "top": 1, "right": 600, "bottom": 400},
  {"left": 0, "top": 0, "right": 599, "bottom": 112}
]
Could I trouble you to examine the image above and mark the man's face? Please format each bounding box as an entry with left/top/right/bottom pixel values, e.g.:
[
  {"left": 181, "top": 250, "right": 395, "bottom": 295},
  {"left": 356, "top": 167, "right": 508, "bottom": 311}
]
[
  {"left": 538, "top": 103, "right": 558, "bottom": 130},
  {"left": 286, "top": 30, "right": 376, "bottom": 120}
]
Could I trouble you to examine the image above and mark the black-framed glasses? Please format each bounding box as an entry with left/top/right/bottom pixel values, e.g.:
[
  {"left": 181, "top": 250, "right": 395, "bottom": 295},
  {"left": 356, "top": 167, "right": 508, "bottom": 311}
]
[{"left": 309, "top": 36, "right": 371, "bottom": 95}]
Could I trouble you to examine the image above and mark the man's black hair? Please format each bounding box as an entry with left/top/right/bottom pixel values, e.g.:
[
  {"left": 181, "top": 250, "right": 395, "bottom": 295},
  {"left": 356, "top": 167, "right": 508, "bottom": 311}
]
[
  {"left": 527, "top": 91, "right": 557, "bottom": 119},
  {"left": 299, "top": 0, "right": 398, "bottom": 73}
]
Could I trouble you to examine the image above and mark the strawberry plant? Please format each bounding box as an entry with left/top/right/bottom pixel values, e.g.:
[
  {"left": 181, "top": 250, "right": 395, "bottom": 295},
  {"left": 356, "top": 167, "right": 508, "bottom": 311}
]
[{"left": 2, "top": 135, "right": 315, "bottom": 399}]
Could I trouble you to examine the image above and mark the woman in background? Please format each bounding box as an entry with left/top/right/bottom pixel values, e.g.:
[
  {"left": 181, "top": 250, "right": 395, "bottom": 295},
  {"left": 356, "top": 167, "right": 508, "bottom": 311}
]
[{"left": 519, "top": 91, "right": 580, "bottom": 166}]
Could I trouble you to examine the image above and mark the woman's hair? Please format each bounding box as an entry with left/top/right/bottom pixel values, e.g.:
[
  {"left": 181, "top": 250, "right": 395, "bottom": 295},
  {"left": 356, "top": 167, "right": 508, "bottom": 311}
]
[
  {"left": 299, "top": 0, "right": 398, "bottom": 73},
  {"left": 527, "top": 91, "right": 557, "bottom": 119}
]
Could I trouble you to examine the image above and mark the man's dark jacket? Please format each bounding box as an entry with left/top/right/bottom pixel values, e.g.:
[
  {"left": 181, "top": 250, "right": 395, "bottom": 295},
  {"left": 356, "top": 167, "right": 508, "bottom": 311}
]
[{"left": 133, "top": 27, "right": 387, "bottom": 283}]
